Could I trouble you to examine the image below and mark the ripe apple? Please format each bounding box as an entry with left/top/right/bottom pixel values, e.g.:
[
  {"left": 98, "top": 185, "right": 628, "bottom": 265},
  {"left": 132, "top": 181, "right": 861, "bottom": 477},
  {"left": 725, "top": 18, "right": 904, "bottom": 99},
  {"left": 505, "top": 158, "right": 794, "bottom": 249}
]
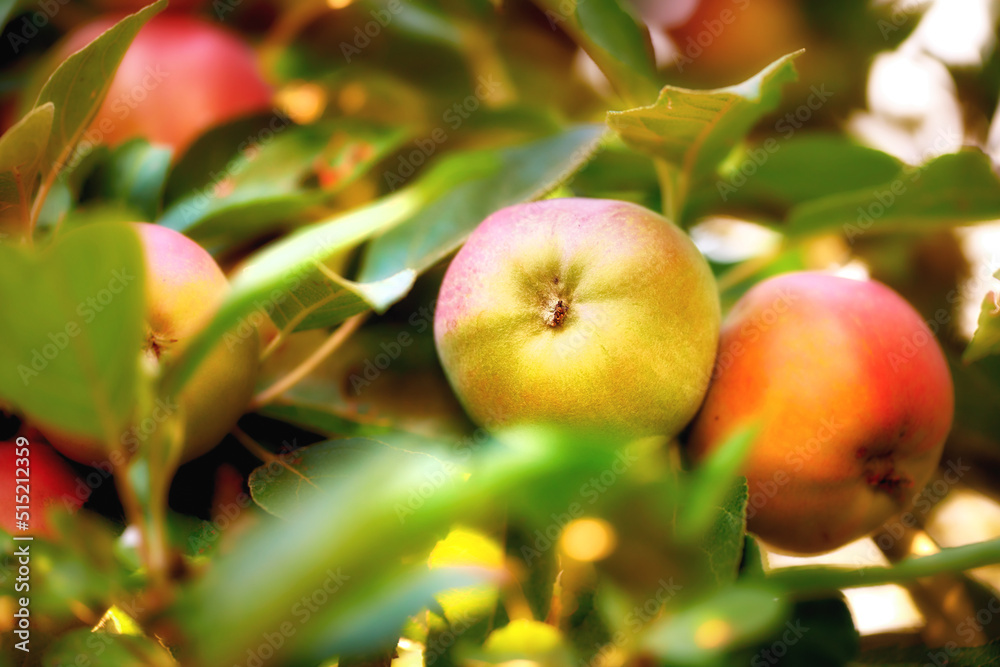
[
  {"left": 687, "top": 272, "right": 954, "bottom": 554},
  {"left": 42, "top": 223, "right": 259, "bottom": 466},
  {"left": 59, "top": 14, "right": 272, "bottom": 153},
  {"left": 434, "top": 198, "right": 720, "bottom": 442},
  {"left": 1, "top": 438, "right": 88, "bottom": 538}
]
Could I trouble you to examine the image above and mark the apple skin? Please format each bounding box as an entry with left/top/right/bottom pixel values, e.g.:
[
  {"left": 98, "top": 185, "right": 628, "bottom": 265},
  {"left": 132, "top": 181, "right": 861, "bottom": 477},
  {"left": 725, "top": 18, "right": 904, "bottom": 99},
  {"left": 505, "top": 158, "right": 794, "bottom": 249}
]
[
  {"left": 60, "top": 15, "right": 272, "bottom": 153},
  {"left": 1, "top": 438, "right": 88, "bottom": 538},
  {"left": 687, "top": 272, "right": 954, "bottom": 555},
  {"left": 434, "top": 198, "right": 721, "bottom": 442},
  {"left": 44, "top": 223, "right": 259, "bottom": 466}
]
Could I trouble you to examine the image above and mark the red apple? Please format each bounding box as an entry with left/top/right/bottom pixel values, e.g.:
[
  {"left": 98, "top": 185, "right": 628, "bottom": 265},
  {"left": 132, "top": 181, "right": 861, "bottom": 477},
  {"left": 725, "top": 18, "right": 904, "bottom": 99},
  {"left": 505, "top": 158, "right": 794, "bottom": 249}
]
[
  {"left": 42, "top": 223, "right": 259, "bottom": 466},
  {"left": 688, "top": 272, "right": 954, "bottom": 554},
  {"left": 434, "top": 198, "right": 720, "bottom": 442},
  {"left": 60, "top": 14, "right": 272, "bottom": 153},
  {"left": 1, "top": 438, "right": 88, "bottom": 538}
]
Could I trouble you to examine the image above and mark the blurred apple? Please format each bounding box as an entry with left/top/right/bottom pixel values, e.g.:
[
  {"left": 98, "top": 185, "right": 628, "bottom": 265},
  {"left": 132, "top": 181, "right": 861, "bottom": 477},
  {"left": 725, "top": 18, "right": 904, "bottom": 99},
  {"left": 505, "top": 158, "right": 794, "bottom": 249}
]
[
  {"left": 41, "top": 223, "right": 259, "bottom": 466},
  {"left": 667, "top": 0, "right": 806, "bottom": 84},
  {"left": 688, "top": 272, "right": 954, "bottom": 554},
  {"left": 59, "top": 14, "right": 272, "bottom": 154}
]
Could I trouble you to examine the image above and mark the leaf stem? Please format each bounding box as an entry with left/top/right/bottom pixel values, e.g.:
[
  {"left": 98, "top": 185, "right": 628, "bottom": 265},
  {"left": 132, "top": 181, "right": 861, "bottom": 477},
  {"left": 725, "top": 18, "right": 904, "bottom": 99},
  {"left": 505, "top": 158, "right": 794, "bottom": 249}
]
[
  {"left": 250, "top": 312, "right": 368, "bottom": 409},
  {"left": 654, "top": 159, "right": 681, "bottom": 222},
  {"left": 767, "top": 538, "right": 1000, "bottom": 594},
  {"left": 231, "top": 426, "right": 282, "bottom": 465}
]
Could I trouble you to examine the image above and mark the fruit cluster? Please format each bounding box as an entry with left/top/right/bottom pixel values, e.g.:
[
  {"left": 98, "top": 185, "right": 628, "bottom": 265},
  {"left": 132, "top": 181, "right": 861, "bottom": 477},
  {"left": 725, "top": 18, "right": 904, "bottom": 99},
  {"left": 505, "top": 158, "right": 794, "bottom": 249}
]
[
  {"left": 434, "top": 198, "right": 954, "bottom": 555},
  {"left": 9, "top": 7, "right": 953, "bottom": 557}
]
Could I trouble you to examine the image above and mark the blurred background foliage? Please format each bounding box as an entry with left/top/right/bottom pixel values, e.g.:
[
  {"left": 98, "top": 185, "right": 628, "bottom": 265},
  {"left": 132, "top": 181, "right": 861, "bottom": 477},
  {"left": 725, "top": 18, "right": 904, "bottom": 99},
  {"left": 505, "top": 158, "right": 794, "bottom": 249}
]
[{"left": 2, "top": 0, "right": 1000, "bottom": 665}]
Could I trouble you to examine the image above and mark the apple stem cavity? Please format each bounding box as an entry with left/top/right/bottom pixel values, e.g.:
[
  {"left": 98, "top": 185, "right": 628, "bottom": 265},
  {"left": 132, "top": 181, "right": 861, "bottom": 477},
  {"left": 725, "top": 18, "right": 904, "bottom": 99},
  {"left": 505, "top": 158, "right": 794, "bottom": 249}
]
[{"left": 546, "top": 299, "right": 568, "bottom": 328}]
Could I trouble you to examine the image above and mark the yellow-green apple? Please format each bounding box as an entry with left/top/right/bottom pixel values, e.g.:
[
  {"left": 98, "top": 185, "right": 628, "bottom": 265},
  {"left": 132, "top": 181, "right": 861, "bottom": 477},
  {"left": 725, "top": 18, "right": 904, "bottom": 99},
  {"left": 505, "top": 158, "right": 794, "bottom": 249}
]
[
  {"left": 59, "top": 14, "right": 272, "bottom": 153},
  {"left": 434, "top": 198, "right": 720, "bottom": 441},
  {"left": 688, "top": 272, "right": 953, "bottom": 554},
  {"left": 43, "top": 223, "right": 259, "bottom": 465},
  {"left": 1, "top": 438, "right": 88, "bottom": 538}
]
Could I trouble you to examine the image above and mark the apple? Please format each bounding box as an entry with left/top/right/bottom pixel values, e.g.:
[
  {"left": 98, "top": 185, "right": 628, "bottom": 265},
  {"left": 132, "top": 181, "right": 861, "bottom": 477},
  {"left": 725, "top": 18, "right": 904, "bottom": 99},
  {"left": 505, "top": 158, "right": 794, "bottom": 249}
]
[
  {"left": 434, "top": 198, "right": 720, "bottom": 442},
  {"left": 666, "top": 0, "right": 806, "bottom": 84},
  {"left": 1, "top": 438, "right": 88, "bottom": 538},
  {"left": 687, "top": 272, "right": 954, "bottom": 554},
  {"left": 59, "top": 14, "right": 272, "bottom": 153},
  {"left": 43, "top": 223, "right": 259, "bottom": 466}
]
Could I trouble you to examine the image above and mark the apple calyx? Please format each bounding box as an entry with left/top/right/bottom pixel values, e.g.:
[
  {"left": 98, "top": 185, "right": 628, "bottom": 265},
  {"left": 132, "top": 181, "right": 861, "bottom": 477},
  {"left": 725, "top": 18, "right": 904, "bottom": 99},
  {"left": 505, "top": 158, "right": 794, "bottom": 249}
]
[
  {"left": 145, "top": 329, "right": 178, "bottom": 360},
  {"left": 546, "top": 299, "right": 568, "bottom": 328},
  {"left": 859, "top": 450, "right": 913, "bottom": 496}
]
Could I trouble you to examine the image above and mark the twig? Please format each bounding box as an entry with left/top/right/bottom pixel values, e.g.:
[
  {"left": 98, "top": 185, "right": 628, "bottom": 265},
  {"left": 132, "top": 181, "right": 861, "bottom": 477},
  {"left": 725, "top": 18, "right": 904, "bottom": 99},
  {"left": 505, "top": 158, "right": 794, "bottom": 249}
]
[{"left": 250, "top": 312, "right": 368, "bottom": 409}]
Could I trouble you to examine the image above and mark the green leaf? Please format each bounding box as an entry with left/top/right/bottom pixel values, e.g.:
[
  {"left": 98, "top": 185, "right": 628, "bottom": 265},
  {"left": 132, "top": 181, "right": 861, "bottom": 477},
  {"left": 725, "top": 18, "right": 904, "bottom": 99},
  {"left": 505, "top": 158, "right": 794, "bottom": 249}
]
[
  {"left": 963, "top": 282, "right": 1000, "bottom": 363},
  {"left": 676, "top": 423, "right": 758, "bottom": 542},
  {"left": 35, "top": 0, "right": 167, "bottom": 179},
  {"left": 768, "top": 537, "right": 1000, "bottom": 594},
  {"left": 42, "top": 629, "right": 176, "bottom": 667},
  {"left": 160, "top": 193, "right": 417, "bottom": 400},
  {"left": 853, "top": 638, "right": 1000, "bottom": 666},
  {"left": 93, "top": 139, "right": 172, "bottom": 222},
  {"left": 698, "top": 478, "right": 749, "bottom": 586},
  {"left": 685, "top": 134, "right": 903, "bottom": 223},
  {"left": 32, "top": 1, "right": 165, "bottom": 187},
  {"left": 0, "top": 103, "right": 54, "bottom": 237},
  {"left": 258, "top": 403, "right": 397, "bottom": 438},
  {"left": 174, "top": 440, "right": 490, "bottom": 664},
  {"left": 359, "top": 125, "right": 606, "bottom": 283},
  {"left": 607, "top": 51, "right": 803, "bottom": 191},
  {"left": 532, "top": 0, "right": 658, "bottom": 104},
  {"left": 787, "top": 149, "right": 1000, "bottom": 238},
  {"left": 850, "top": 640, "right": 1000, "bottom": 667},
  {"left": 159, "top": 121, "right": 408, "bottom": 247},
  {"left": 643, "top": 584, "right": 789, "bottom": 664},
  {"left": 737, "top": 596, "right": 859, "bottom": 667},
  {"left": 248, "top": 438, "right": 444, "bottom": 518},
  {"left": 0, "top": 221, "right": 145, "bottom": 443}
]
